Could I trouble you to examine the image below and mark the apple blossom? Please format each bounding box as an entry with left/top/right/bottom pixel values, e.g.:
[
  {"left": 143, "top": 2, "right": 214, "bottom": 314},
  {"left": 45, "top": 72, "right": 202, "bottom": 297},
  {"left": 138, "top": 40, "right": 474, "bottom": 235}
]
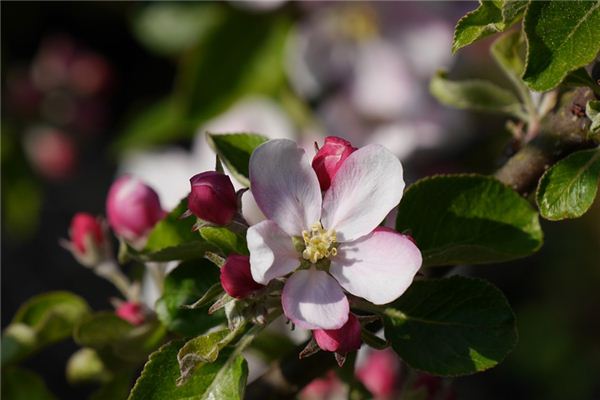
[
  {"left": 65, "top": 212, "right": 106, "bottom": 267},
  {"left": 247, "top": 138, "right": 422, "bottom": 330},
  {"left": 106, "top": 176, "right": 165, "bottom": 246},
  {"left": 313, "top": 313, "right": 362, "bottom": 354},
  {"left": 188, "top": 171, "right": 237, "bottom": 226},
  {"left": 116, "top": 301, "right": 145, "bottom": 326},
  {"left": 220, "top": 255, "right": 264, "bottom": 299},
  {"left": 312, "top": 136, "right": 357, "bottom": 191}
]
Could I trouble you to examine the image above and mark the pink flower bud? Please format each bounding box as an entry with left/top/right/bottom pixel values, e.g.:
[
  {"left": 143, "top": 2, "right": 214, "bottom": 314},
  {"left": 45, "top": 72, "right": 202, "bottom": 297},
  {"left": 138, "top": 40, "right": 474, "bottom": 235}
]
[
  {"left": 312, "top": 136, "right": 357, "bottom": 191},
  {"left": 300, "top": 371, "right": 344, "bottom": 400},
  {"left": 116, "top": 302, "right": 145, "bottom": 326},
  {"left": 106, "top": 176, "right": 164, "bottom": 245},
  {"left": 313, "top": 313, "right": 362, "bottom": 354},
  {"left": 356, "top": 349, "right": 401, "bottom": 398},
  {"left": 188, "top": 171, "right": 237, "bottom": 226},
  {"left": 67, "top": 212, "right": 106, "bottom": 266},
  {"left": 220, "top": 255, "right": 264, "bottom": 299}
]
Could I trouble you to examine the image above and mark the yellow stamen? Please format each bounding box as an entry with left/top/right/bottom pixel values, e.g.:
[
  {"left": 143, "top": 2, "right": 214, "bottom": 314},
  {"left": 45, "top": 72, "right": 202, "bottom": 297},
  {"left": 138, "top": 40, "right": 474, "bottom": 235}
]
[{"left": 301, "top": 222, "right": 337, "bottom": 263}]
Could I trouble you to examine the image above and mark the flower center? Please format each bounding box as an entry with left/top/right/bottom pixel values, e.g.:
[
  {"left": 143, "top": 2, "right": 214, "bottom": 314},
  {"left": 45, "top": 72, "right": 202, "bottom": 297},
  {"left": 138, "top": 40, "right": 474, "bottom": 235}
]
[{"left": 301, "top": 222, "right": 337, "bottom": 264}]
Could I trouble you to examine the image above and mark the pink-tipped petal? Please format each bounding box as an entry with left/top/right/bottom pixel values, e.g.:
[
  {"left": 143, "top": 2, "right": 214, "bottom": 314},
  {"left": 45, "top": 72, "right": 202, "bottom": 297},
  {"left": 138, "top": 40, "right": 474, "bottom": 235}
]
[
  {"left": 250, "top": 139, "right": 322, "bottom": 237},
  {"left": 282, "top": 269, "right": 349, "bottom": 330},
  {"left": 247, "top": 220, "right": 299, "bottom": 284},
  {"left": 321, "top": 144, "right": 404, "bottom": 242},
  {"left": 330, "top": 228, "right": 422, "bottom": 305}
]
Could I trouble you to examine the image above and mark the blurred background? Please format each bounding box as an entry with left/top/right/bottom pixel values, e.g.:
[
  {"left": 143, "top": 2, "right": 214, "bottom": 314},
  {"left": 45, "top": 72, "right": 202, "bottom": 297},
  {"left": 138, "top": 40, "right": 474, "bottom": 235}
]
[{"left": 1, "top": 2, "right": 599, "bottom": 399}]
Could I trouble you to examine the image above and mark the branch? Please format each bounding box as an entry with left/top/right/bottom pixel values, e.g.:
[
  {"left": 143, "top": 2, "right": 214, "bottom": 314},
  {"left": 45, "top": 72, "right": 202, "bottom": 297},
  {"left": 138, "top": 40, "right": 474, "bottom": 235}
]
[
  {"left": 495, "top": 87, "right": 596, "bottom": 193},
  {"left": 245, "top": 343, "right": 336, "bottom": 400}
]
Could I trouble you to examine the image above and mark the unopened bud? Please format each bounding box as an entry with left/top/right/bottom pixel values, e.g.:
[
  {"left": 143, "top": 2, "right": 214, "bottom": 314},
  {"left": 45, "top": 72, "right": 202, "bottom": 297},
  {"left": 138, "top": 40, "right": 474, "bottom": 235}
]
[
  {"left": 313, "top": 313, "right": 362, "bottom": 354},
  {"left": 65, "top": 213, "right": 106, "bottom": 267},
  {"left": 312, "top": 136, "right": 357, "bottom": 191},
  {"left": 115, "top": 302, "right": 145, "bottom": 326},
  {"left": 106, "top": 176, "right": 164, "bottom": 247},
  {"left": 188, "top": 171, "right": 237, "bottom": 226},
  {"left": 220, "top": 255, "right": 264, "bottom": 299}
]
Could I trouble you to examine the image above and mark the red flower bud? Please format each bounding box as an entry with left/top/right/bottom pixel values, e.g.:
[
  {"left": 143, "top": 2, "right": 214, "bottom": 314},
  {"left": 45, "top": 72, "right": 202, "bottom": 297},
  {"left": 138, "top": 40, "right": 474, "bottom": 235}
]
[
  {"left": 106, "top": 176, "right": 164, "bottom": 246},
  {"left": 356, "top": 349, "right": 401, "bottom": 397},
  {"left": 188, "top": 171, "right": 237, "bottom": 226},
  {"left": 116, "top": 302, "right": 145, "bottom": 326},
  {"left": 67, "top": 212, "right": 106, "bottom": 266},
  {"left": 220, "top": 255, "right": 264, "bottom": 299},
  {"left": 312, "top": 136, "right": 357, "bottom": 191},
  {"left": 313, "top": 313, "right": 362, "bottom": 354}
]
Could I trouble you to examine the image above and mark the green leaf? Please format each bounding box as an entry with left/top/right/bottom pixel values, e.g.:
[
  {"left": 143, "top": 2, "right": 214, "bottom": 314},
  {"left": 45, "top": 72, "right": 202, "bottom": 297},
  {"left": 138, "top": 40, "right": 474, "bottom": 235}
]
[
  {"left": 1, "top": 367, "right": 57, "bottom": 400},
  {"left": 200, "top": 226, "right": 249, "bottom": 256},
  {"left": 536, "top": 148, "right": 600, "bottom": 221},
  {"left": 491, "top": 30, "right": 525, "bottom": 80},
  {"left": 395, "top": 174, "right": 543, "bottom": 266},
  {"left": 128, "top": 340, "right": 248, "bottom": 400},
  {"left": 586, "top": 100, "right": 600, "bottom": 136},
  {"left": 452, "top": 0, "right": 527, "bottom": 53},
  {"left": 207, "top": 133, "right": 268, "bottom": 186},
  {"left": 143, "top": 199, "right": 217, "bottom": 262},
  {"left": 430, "top": 70, "right": 524, "bottom": 118},
  {"left": 177, "top": 330, "right": 230, "bottom": 385},
  {"left": 156, "top": 260, "right": 223, "bottom": 336},
  {"left": 66, "top": 348, "right": 111, "bottom": 384},
  {"left": 1, "top": 291, "right": 90, "bottom": 365},
  {"left": 133, "top": 3, "right": 224, "bottom": 56},
  {"left": 522, "top": 1, "right": 600, "bottom": 91},
  {"left": 384, "top": 276, "right": 517, "bottom": 376}
]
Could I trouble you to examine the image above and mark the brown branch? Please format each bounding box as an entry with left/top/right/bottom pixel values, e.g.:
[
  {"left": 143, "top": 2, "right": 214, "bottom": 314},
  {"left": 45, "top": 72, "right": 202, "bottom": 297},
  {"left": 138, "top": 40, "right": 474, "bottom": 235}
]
[
  {"left": 245, "top": 343, "right": 336, "bottom": 400},
  {"left": 495, "top": 87, "right": 596, "bottom": 193}
]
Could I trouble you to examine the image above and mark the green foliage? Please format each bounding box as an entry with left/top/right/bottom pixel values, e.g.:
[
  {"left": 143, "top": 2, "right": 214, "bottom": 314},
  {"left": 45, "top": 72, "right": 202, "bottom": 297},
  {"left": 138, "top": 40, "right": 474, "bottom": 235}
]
[
  {"left": 207, "top": 133, "right": 268, "bottom": 186},
  {"left": 200, "top": 226, "right": 249, "bottom": 256},
  {"left": 522, "top": 1, "right": 600, "bottom": 91},
  {"left": 586, "top": 100, "right": 600, "bottom": 136},
  {"left": 1, "top": 367, "right": 57, "bottom": 400},
  {"left": 452, "top": 0, "right": 527, "bottom": 53},
  {"left": 396, "top": 174, "right": 543, "bottom": 266},
  {"left": 66, "top": 348, "right": 111, "bottom": 384},
  {"left": 430, "top": 70, "right": 524, "bottom": 118},
  {"left": 128, "top": 340, "right": 248, "bottom": 400},
  {"left": 133, "top": 3, "right": 224, "bottom": 56},
  {"left": 155, "top": 260, "right": 223, "bottom": 336},
  {"left": 384, "top": 276, "right": 517, "bottom": 376},
  {"left": 536, "top": 148, "right": 600, "bottom": 221},
  {"left": 142, "top": 199, "right": 218, "bottom": 262},
  {"left": 177, "top": 330, "right": 230, "bottom": 385},
  {"left": 1, "top": 291, "right": 90, "bottom": 365}
]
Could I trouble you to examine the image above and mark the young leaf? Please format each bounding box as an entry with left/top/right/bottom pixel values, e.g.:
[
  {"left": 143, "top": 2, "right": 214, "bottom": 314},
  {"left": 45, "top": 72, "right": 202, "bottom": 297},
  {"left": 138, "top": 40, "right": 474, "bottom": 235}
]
[
  {"left": 66, "top": 348, "right": 111, "bottom": 384},
  {"left": 396, "top": 174, "right": 543, "bottom": 266},
  {"left": 199, "top": 226, "right": 249, "bottom": 256},
  {"left": 452, "top": 0, "right": 527, "bottom": 53},
  {"left": 1, "top": 291, "right": 90, "bottom": 365},
  {"left": 1, "top": 367, "right": 57, "bottom": 400},
  {"left": 586, "top": 100, "right": 600, "bottom": 135},
  {"left": 128, "top": 340, "right": 248, "bottom": 400},
  {"left": 143, "top": 198, "right": 218, "bottom": 262},
  {"left": 384, "top": 276, "right": 517, "bottom": 376},
  {"left": 177, "top": 330, "right": 230, "bottom": 386},
  {"left": 522, "top": 1, "right": 600, "bottom": 91},
  {"left": 491, "top": 30, "right": 524, "bottom": 78},
  {"left": 207, "top": 133, "right": 268, "bottom": 186},
  {"left": 430, "top": 70, "right": 524, "bottom": 118},
  {"left": 536, "top": 148, "right": 600, "bottom": 221},
  {"left": 155, "top": 259, "right": 224, "bottom": 336}
]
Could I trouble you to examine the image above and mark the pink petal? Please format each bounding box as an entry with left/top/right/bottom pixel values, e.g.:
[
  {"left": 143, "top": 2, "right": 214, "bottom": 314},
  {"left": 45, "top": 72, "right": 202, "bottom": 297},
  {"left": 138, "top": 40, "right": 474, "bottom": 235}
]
[
  {"left": 247, "top": 220, "right": 299, "bottom": 284},
  {"left": 250, "top": 139, "right": 322, "bottom": 237},
  {"left": 330, "top": 228, "right": 421, "bottom": 305},
  {"left": 282, "top": 269, "right": 349, "bottom": 330},
  {"left": 321, "top": 144, "right": 405, "bottom": 242}
]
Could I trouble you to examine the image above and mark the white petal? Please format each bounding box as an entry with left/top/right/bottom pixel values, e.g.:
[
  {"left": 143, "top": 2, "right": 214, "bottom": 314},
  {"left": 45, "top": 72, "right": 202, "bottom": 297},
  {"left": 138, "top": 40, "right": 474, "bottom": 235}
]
[
  {"left": 321, "top": 144, "right": 405, "bottom": 242},
  {"left": 282, "top": 269, "right": 349, "bottom": 330},
  {"left": 247, "top": 220, "right": 299, "bottom": 284},
  {"left": 330, "top": 228, "right": 421, "bottom": 305},
  {"left": 250, "top": 139, "right": 322, "bottom": 236}
]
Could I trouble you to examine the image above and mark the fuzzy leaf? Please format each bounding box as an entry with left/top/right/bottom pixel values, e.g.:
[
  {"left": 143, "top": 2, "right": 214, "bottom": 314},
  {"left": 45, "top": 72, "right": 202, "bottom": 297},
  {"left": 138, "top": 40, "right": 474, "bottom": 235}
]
[
  {"left": 207, "top": 133, "right": 268, "bottom": 186},
  {"left": 586, "top": 100, "right": 600, "bottom": 135},
  {"left": 396, "top": 174, "right": 543, "bottom": 266},
  {"left": 384, "top": 276, "right": 517, "bottom": 376},
  {"left": 536, "top": 148, "right": 600, "bottom": 221},
  {"left": 199, "top": 226, "right": 248, "bottom": 256},
  {"left": 522, "top": 1, "right": 600, "bottom": 91}
]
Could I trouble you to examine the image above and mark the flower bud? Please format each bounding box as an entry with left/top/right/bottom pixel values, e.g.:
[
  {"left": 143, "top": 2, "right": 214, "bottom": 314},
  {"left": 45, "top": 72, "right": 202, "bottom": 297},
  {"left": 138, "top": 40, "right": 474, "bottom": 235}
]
[
  {"left": 188, "top": 171, "right": 237, "bottom": 226},
  {"left": 312, "top": 136, "right": 357, "bottom": 191},
  {"left": 356, "top": 349, "right": 401, "bottom": 398},
  {"left": 115, "top": 302, "right": 145, "bottom": 326},
  {"left": 313, "top": 313, "right": 362, "bottom": 354},
  {"left": 106, "top": 176, "right": 164, "bottom": 246},
  {"left": 220, "top": 255, "right": 264, "bottom": 299},
  {"left": 66, "top": 213, "right": 106, "bottom": 266}
]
